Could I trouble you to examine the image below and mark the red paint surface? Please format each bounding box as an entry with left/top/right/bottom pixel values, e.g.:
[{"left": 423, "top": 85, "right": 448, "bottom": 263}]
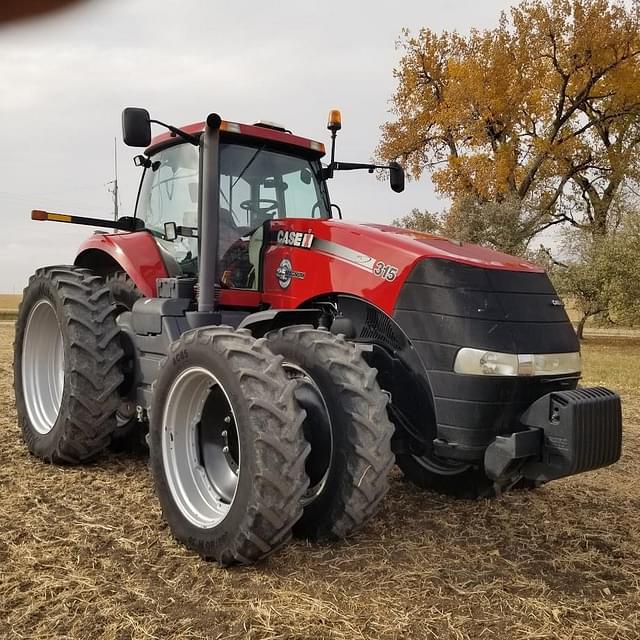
[
  {"left": 219, "top": 289, "right": 261, "bottom": 308},
  {"left": 259, "top": 220, "right": 542, "bottom": 315},
  {"left": 147, "top": 121, "right": 325, "bottom": 156}
]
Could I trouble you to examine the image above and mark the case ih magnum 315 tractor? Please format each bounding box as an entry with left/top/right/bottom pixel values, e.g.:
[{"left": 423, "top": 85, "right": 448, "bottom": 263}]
[{"left": 14, "top": 108, "right": 622, "bottom": 564}]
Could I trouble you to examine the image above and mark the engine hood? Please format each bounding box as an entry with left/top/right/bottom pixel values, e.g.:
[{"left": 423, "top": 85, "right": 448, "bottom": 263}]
[
  {"left": 263, "top": 217, "right": 545, "bottom": 317},
  {"left": 360, "top": 223, "right": 542, "bottom": 273}
]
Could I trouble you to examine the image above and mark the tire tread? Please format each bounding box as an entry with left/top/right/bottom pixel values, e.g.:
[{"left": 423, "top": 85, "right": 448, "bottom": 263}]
[{"left": 266, "top": 326, "right": 395, "bottom": 539}]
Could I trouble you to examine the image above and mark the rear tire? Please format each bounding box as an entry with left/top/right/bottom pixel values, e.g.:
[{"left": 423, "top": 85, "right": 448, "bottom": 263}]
[
  {"left": 13, "top": 266, "right": 124, "bottom": 463},
  {"left": 105, "top": 271, "right": 142, "bottom": 315},
  {"left": 104, "top": 271, "right": 143, "bottom": 442},
  {"left": 149, "top": 327, "right": 310, "bottom": 564},
  {"left": 265, "top": 326, "right": 395, "bottom": 540}
]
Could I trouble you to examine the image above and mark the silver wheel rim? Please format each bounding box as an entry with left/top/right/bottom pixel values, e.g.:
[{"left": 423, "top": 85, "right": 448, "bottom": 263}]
[
  {"left": 161, "top": 367, "right": 240, "bottom": 529},
  {"left": 22, "top": 299, "right": 65, "bottom": 435},
  {"left": 283, "top": 362, "right": 333, "bottom": 506}
]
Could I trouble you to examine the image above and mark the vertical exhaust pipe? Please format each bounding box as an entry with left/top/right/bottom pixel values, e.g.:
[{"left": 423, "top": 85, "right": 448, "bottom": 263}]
[{"left": 197, "top": 113, "right": 222, "bottom": 314}]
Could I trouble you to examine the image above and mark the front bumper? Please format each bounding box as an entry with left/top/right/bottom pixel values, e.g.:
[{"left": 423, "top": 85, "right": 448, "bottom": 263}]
[{"left": 484, "top": 387, "right": 622, "bottom": 484}]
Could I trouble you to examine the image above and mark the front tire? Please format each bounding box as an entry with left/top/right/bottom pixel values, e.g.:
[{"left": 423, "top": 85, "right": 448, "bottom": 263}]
[
  {"left": 265, "top": 326, "right": 395, "bottom": 540},
  {"left": 395, "top": 453, "right": 496, "bottom": 498},
  {"left": 149, "top": 327, "right": 310, "bottom": 564},
  {"left": 13, "top": 266, "right": 124, "bottom": 463}
]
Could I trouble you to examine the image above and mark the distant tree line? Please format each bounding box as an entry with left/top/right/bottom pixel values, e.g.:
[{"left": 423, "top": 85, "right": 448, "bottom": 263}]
[{"left": 380, "top": 0, "right": 640, "bottom": 338}]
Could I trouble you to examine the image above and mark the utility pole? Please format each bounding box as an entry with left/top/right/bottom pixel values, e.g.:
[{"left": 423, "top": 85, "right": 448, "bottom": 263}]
[{"left": 107, "top": 138, "right": 119, "bottom": 221}]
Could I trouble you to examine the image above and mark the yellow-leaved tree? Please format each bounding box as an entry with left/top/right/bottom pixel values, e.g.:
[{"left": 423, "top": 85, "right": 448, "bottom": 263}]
[{"left": 378, "top": 0, "right": 640, "bottom": 247}]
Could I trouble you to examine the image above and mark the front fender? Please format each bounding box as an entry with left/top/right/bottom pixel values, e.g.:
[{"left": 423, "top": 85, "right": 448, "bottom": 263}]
[{"left": 75, "top": 231, "right": 168, "bottom": 297}]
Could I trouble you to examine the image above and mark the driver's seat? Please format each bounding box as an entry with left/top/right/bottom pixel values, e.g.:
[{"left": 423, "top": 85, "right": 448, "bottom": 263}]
[{"left": 219, "top": 207, "right": 242, "bottom": 257}]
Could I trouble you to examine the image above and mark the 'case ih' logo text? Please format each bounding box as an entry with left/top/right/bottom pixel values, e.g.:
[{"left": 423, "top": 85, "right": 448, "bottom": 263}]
[{"left": 276, "top": 230, "right": 314, "bottom": 248}]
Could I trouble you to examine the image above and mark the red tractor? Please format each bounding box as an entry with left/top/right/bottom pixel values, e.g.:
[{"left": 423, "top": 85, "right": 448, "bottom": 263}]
[{"left": 14, "top": 108, "right": 622, "bottom": 565}]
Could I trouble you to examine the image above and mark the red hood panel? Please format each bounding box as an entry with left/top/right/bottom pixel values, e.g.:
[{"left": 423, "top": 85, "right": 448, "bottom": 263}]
[{"left": 362, "top": 223, "right": 542, "bottom": 273}]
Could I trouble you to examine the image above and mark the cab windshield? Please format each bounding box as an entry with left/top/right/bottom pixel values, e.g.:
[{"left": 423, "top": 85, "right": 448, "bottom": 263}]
[{"left": 219, "top": 143, "right": 330, "bottom": 227}]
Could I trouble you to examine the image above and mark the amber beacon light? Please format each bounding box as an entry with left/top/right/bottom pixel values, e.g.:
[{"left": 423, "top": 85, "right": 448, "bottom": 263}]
[{"left": 327, "top": 109, "right": 342, "bottom": 132}]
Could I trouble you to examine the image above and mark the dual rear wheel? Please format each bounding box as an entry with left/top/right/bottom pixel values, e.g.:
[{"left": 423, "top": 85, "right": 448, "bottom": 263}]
[{"left": 149, "top": 327, "right": 311, "bottom": 563}]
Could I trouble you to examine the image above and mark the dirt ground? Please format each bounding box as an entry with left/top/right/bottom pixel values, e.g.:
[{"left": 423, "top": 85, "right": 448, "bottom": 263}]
[{"left": 1, "top": 324, "right": 639, "bottom": 640}]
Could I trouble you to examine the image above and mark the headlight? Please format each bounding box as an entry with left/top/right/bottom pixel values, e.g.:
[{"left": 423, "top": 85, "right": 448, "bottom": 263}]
[{"left": 454, "top": 348, "right": 581, "bottom": 377}]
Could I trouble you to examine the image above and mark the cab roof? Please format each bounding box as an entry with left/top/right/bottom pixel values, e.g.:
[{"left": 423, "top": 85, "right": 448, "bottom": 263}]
[{"left": 147, "top": 120, "right": 326, "bottom": 157}]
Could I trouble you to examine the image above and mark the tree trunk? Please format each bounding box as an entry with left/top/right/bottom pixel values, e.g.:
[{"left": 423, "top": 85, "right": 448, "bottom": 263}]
[{"left": 576, "top": 314, "right": 588, "bottom": 340}]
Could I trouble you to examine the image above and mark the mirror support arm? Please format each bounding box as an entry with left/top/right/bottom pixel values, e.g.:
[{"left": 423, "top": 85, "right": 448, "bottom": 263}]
[
  {"left": 321, "top": 162, "right": 398, "bottom": 178},
  {"left": 321, "top": 161, "right": 405, "bottom": 193},
  {"left": 149, "top": 119, "right": 200, "bottom": 146}
]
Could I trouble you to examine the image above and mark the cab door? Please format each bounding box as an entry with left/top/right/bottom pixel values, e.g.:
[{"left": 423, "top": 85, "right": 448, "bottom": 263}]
[{"left": 135, "top": 142, "right": 200, "bottom": 278}]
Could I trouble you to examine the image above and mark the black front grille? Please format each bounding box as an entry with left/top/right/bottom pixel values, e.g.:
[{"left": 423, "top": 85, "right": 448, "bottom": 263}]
[{"left": 394, "top": 258, "right": 578, "bottom": 357}]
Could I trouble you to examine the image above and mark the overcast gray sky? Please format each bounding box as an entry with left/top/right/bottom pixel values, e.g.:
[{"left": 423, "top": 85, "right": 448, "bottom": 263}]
[{"left": 0, "top": 0, "right": 519, "bottom": 292}]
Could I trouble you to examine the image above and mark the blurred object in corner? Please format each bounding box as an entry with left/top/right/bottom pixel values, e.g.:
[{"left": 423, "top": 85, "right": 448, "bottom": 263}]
[{"left": 1, "top": 0, "right": 85, "bottom": 25}]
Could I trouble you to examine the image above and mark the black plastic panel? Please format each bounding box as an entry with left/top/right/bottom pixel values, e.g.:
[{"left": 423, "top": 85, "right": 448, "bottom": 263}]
[
  {"left": 405, "top": 258, "right": 557, "bottom": 293},
  {"left": 397, "top": 313, "right": 578, "bottom": 354},
  {"left": 392, "top": 258, "right": 580, "bottom": 460}
]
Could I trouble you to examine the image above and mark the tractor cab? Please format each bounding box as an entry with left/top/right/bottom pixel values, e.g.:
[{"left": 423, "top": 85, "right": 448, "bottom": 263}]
[{"left": 135, "top": 125, "right": 331, "bottom": 291}]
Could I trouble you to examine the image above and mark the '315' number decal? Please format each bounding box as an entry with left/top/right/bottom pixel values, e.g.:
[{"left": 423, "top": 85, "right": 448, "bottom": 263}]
[{"left": 373, "top": 261, "right": 398, "bottom": 282}]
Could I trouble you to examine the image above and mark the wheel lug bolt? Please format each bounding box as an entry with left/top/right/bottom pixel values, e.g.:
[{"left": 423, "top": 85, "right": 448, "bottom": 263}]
[
  {"left": 221, "top": 430, "right": 227, "bottom": 438},
  {"left": 222, "top": 446, "right": 229, "bottom": 454},
  {"left": 224, "top": 416, "right": 231, "bottom": 424}
]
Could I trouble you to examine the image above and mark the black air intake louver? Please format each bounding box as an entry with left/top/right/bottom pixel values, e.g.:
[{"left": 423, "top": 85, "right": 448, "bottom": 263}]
[{"left": 360, "top": 306, "right": 404, "bottom": 352}]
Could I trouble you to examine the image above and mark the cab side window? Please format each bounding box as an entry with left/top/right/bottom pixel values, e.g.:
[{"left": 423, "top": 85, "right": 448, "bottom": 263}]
[{"left": 136, "top": 144, "right": 200, "bottom": 274}]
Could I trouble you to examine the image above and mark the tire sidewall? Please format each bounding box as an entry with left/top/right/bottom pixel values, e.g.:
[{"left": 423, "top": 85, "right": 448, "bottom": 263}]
[
  {"left": 106, "top": 272, "right": 142, "bottom": 435},
  {"left": 149, "top": 335, "right": 259, "bottom": 553}
]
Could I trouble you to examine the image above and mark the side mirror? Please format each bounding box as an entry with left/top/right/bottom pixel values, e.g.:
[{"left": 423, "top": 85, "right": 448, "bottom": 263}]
[
  {"left": 389, "top": 161, "right": 405, "bottom": 193},
  {"left": 122, "top": 107, "right": 151, "bottom": 147},
  {"left": 164, "top": 221, "right": 177, "bottom": 241}
]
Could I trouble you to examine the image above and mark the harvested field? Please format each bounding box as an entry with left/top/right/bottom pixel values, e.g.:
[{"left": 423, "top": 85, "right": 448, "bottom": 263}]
[
  {"left": 0, "top": 296, "right": 20, "bottom": 309},
  {"left": 0, "top": 296, "right": 20, "bottom": 321},
  {"left": 1, "top": 324, "right": 639, "bottom": 639}
]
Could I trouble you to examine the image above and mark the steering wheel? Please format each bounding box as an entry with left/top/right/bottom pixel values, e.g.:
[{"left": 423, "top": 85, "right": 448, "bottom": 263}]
[{"left": 240, "top": 199, "right": 279, "bottom": 217}]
